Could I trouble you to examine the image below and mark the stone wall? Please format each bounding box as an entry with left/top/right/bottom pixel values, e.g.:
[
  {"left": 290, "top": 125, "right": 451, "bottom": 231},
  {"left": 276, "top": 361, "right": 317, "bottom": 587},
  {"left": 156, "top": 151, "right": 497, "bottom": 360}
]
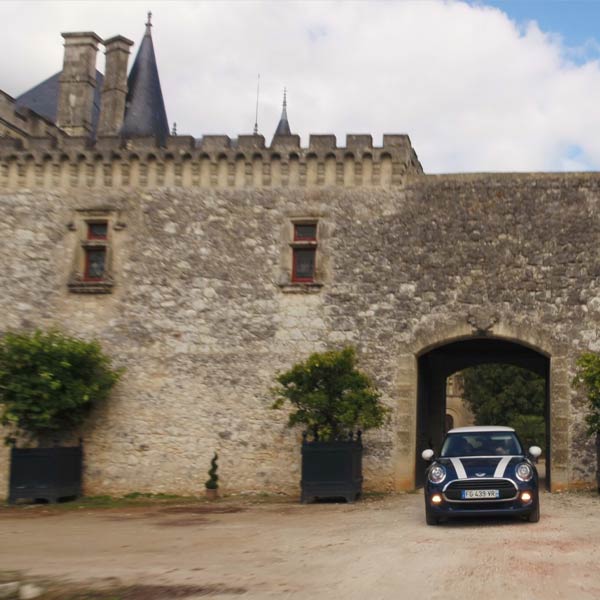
[
  {"left": 0, "top": 91, "right": 65, "bottom": 142},
  {"left": 446, "top": 374, "right": 474, "bottom": 430},
  {"left": 0, "top": 171, "right": 599, "bottom": 497}
]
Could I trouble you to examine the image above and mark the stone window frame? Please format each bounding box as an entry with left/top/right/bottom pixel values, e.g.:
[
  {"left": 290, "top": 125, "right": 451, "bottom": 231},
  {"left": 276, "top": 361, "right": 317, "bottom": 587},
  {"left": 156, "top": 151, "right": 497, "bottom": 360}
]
[
  {"left": 278, "top": 216, "right": 329, "bottom": 293},
  {"left": 67, "top": 208, "right": 124, "bottom": 294},
  {"left": 291, "top": 222, "right": 317, "bottom": 283}
]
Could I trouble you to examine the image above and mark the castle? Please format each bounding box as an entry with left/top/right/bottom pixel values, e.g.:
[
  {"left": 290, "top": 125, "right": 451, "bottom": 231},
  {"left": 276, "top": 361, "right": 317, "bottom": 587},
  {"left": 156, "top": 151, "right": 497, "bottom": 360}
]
[{"left": 0, "top": 17, "right": 598, "bottom": 497}]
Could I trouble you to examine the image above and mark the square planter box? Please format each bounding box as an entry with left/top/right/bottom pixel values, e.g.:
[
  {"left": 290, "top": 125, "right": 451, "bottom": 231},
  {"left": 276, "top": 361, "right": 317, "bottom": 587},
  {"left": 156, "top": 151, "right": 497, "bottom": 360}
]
[
  {"left": 9, "top": 446, "right": 83, "bottom": 504},
  {"left": 301, "top": 437, "right": 363, "bottom": 503}
]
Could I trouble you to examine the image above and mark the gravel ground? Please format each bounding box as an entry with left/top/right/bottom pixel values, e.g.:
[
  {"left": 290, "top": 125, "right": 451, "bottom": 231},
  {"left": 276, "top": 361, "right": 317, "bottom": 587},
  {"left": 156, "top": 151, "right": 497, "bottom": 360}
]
[{"left": 1, "top": 490, "right": 600, "bottom": 600}]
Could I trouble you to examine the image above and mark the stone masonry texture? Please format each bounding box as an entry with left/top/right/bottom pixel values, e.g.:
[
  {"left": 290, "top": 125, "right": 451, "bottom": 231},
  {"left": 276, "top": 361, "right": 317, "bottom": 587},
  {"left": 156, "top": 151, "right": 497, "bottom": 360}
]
[{"left": 0, "top": 171, "right": 599, "bottom": 497}]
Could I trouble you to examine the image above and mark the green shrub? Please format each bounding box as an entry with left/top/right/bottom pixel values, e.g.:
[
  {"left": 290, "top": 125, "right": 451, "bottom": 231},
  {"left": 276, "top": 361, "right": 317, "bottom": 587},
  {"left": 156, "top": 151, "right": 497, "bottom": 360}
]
[
  {"left": 573, "top": 352, "right": 600, "bottom": 436},
  {"left": 0, "top": 329, "right": 123, "bottom": 442},
  {"left": 205, "top": 452, "right": 219, "bottom": 490},
  {"left": 509, "top": 414, "right": 545, "bottom": 453},
  {"left": 272, "top": 346, "right": 388, "bottom": 441},
  {"left": 462, "top": 364, "right": 545, "bottom": 428},
  {"left": 462, "top": 363, "right": 546, "bottom": 450},
  {"left": 573, "top": 352, "right": 600, "bottom": 492}
]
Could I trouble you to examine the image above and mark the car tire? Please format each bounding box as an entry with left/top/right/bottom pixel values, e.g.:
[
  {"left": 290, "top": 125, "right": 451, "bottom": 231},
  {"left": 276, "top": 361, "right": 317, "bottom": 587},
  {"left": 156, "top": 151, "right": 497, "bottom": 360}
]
[
  {"left": 526, "top": 501, "right": 540, "bottom": 523},
  {"left": 425, "top": 506, "right": 439, "bottom": 525}
]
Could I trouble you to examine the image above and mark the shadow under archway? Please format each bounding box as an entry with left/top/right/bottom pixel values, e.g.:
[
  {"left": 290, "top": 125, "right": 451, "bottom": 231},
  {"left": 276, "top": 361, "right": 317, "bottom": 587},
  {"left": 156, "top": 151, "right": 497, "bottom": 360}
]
[{"left": 416, "top": 337, "right": 550, "bottom": 489}]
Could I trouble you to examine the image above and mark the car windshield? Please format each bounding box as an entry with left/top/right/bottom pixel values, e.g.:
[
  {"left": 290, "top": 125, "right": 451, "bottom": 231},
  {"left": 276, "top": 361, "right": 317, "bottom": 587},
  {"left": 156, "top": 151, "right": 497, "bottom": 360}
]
[{"left": 440, "top": 431, "right": 523, "bottom": 457}]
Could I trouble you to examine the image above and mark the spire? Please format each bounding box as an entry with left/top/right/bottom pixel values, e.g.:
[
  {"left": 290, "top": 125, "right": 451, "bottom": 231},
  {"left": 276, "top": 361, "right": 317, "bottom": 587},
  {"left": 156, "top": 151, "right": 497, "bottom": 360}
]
[
  {"left": 120, "top": 13, "right": 169, "bottom": 145},
  {"left": 253, "top": 74, "right": 260, "bottom": 135},
  {"left": 272, "top": 88, "right": 291, "bottom": 140}
]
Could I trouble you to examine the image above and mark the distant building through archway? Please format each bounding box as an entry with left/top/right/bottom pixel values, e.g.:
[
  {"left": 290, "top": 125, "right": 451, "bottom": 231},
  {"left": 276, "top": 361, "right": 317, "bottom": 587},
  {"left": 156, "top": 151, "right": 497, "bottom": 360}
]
[{"left": 445, "top": 373, "right": 474, "bottom": 431}]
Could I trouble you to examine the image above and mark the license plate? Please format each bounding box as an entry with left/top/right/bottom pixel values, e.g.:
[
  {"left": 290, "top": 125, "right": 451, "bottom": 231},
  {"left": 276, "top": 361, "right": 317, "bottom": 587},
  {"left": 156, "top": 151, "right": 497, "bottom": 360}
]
[{"left": 461, "top": 489, "right": 500, "bottom": 499}]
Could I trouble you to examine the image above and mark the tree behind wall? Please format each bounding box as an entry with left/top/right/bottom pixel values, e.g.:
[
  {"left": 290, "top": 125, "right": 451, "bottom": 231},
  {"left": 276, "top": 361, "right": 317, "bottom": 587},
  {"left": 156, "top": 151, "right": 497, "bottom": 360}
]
[
  {"left": 461, "top": 364, "right": 545, "bottom": 451},
  {"left": 573, "top": 352, "right": 600, "bottom": 492}
]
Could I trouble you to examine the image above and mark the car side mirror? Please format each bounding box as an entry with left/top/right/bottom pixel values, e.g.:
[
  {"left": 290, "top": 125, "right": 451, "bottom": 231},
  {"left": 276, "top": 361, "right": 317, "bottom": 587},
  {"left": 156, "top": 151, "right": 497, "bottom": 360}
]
[
  {"left": 422, "top": 449, "right": 435, "bottom": 461},
  {"left": 528, "top": 446, "right": 542, "bottom": 459}
]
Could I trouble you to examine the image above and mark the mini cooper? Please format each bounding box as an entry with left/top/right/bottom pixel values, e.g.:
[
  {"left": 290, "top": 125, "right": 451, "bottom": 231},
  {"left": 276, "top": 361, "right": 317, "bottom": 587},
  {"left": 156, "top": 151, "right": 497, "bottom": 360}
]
[{"left": 422, "top": 426, "right": 541, "bottom": 525}]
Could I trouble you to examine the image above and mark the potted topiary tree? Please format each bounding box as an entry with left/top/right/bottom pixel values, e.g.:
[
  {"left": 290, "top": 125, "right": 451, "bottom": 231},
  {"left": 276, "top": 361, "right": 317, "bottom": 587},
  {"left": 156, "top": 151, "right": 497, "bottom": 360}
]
[
  {"left": 0, "top": 329, "right": 123, "bottom": 503},
  {"left": 205, "top": 452, "right": 219, "bottom": 500},
  {"left": 272, "top": 346, "right": 388, "bottom": 503}
]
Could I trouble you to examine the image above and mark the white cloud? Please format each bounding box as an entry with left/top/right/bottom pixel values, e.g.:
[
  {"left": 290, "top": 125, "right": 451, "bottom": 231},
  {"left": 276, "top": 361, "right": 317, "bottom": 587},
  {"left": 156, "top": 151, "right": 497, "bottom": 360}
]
[{"left": 2, "top": 0, "right": 600, "bottom": 173}]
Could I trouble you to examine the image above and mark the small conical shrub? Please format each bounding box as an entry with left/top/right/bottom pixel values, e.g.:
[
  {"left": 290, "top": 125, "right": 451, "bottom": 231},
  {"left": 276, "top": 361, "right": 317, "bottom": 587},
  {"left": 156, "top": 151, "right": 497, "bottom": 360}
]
[{"left": 205, "top": 452, "right": 219, "bottom": 490}]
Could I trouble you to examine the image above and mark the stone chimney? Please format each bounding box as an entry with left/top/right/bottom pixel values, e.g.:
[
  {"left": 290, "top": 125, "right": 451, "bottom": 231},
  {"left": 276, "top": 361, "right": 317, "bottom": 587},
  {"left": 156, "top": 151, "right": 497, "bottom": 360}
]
[
  {"left": 56, "top": 32, "right": 102, "bottom": 136},
  {"left": 97, "top": 35, "right": 134, "bottom": 136}
]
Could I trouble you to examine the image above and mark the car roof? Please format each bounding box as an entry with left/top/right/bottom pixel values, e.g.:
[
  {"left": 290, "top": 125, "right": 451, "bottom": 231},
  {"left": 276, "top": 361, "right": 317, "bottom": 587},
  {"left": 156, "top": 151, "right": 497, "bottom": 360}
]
[{"left": 447, "top": 426, "right": 515, "bottom": 434}]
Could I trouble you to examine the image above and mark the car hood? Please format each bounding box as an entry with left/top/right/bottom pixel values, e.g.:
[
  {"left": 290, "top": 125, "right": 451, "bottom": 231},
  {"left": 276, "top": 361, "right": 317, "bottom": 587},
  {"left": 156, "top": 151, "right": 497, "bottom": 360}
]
[{"left": 438, "top": 456, "right": 524, "bottom": 479}]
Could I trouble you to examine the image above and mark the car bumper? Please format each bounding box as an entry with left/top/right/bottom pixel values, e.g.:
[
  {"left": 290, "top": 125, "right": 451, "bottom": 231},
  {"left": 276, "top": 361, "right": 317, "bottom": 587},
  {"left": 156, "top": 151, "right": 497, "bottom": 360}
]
[
  {"left": 427, "top": 500, "right": 536, "bottom": 519},
  {"left": 425, "top": 481, "right": 538, "bottom": 519}
]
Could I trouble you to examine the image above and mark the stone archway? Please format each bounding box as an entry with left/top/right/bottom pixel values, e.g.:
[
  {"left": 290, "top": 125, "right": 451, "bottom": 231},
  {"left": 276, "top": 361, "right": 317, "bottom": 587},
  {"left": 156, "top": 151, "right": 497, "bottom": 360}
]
[
  {"left": 392, "top": 316, "right": 571, "bottom": 493},
  {"left": 415, "top": 337, "right": 550, "bottom": 489}
]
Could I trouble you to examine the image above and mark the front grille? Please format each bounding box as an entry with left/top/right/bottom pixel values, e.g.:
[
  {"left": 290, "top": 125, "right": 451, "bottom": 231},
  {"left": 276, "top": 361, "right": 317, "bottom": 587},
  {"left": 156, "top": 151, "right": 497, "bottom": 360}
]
[
  {"left": 444, "top": 478, "right": 517, "bottom": 502},
  {"left": 447, "top": 501, "right": 515, "bottom": 511}
]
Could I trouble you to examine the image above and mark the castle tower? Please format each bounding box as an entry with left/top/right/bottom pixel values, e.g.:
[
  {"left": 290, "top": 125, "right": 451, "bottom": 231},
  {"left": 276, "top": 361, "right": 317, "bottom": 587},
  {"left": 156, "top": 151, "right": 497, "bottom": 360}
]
[
  {"left": 272, "top": 88, "right": 291, "bottom": 142},
  {"left": 120, "top": 12, "right": 169, "bottom": 145}
]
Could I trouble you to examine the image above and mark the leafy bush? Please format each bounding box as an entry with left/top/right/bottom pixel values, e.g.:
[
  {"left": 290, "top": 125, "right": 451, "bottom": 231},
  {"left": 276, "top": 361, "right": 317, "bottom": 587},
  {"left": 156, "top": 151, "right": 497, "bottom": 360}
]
[
  {"left": 573, "top": 352, "right": 600, "bottom": 492},
  {"left": 573, "top": 352, "right": 600, "bottom": 436},
  {"left": 0, "top": 329, "right": 123, "bottom": 442},
  {"left": 509, "top": 414, "right": 545, "bottom": 452},
  {"left": 272, "top": 346, "right": 388, "bottom": 441}
]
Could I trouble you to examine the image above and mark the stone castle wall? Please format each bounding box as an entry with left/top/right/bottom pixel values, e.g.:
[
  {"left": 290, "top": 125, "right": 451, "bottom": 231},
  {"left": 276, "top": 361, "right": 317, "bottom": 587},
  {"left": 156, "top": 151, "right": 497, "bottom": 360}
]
[
  {"left": 0, "top": 170, "right": 599, "bottom": 497},
  {"left": 0, "top": 91, "right": 65, "bottom": 142}
]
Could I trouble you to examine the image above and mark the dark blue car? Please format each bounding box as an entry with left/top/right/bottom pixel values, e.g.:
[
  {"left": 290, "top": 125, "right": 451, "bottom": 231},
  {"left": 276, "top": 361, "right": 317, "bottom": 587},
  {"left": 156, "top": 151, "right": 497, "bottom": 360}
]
[{"left": 423, "top": 426, "right": 541, "bottom": 525}]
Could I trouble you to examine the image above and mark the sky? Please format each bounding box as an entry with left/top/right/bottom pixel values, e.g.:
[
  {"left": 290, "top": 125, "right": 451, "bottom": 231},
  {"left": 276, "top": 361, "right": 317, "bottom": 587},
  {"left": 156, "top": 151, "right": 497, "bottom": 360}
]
[{"left": 3, "top": 0, "right": 600, "bottom": 174}]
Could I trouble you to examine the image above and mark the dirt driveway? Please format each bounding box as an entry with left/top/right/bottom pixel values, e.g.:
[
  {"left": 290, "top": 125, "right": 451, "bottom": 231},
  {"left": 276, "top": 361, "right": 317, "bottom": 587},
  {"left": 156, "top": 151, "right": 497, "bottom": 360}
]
[{"left": 2, "top": 491, "right": 600, "bottom": 599}]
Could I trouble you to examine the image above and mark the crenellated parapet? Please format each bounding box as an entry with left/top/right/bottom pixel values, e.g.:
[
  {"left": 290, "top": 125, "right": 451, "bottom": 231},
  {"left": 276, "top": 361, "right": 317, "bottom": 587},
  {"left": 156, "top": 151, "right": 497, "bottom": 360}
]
[{"left": 0, "top": 132, "right": 423, "bottom": 190}]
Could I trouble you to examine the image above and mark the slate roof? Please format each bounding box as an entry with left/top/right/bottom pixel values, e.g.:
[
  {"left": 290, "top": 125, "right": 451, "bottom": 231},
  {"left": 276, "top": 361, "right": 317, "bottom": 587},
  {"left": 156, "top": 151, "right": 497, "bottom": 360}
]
[
  {"left": 120, "top": 21, "right": 169, "bottom": 145},
  {"left": 15, "top": 18, "right": 169, "bottom": 144},
  {"left": 16, "top": 71, "right": 104, "bottom": 134},
  {"left": 273, "top": 89, "right": 291, "bottom": 139}
]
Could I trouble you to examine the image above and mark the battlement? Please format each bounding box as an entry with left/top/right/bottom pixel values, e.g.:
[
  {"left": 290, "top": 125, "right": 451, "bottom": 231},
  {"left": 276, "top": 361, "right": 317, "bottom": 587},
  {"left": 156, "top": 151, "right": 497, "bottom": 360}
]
[
  {"left": 0, "top": 132, "right": 423, "bottom": 190},
  {"left": 0, "top": 23, "right": 424, "bottom": 190}
]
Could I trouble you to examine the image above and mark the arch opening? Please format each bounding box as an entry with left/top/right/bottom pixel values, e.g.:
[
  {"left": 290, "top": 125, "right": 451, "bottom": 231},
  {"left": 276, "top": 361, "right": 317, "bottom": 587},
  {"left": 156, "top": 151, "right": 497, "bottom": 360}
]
[{"left": 416, "top": 337, "right": 550, "bottom": 490}]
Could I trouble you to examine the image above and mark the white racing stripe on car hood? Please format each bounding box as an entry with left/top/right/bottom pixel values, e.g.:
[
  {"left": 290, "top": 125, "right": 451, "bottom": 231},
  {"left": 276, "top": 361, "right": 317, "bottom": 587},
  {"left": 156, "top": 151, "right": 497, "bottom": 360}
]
[
  {"left": 493, "top": 456, "right": 512, "bottom": 478},
  {"left": 449, "top": 457, "right": 467, "bottom": 479}
]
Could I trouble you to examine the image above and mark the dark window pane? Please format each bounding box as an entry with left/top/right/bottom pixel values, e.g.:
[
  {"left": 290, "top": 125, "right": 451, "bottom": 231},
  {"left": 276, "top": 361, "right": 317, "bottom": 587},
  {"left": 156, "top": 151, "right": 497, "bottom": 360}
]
[
  {"left": 88, "top": 222, "right": 107, "bottom": 239},
  {"left": 293, "top": 248, "right": 315, "bottom": 281},
  {"left": 85, "top": 248, "right": 106, "bottom": 280},
  {"left": 294, "top": 224, "right": 317, "bottom": 241}
]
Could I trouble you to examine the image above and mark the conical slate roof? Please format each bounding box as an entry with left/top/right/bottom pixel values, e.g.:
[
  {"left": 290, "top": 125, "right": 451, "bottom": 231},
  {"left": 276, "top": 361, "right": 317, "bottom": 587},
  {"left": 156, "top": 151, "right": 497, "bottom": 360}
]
[
  {"left": 120, "top": 14, "right": 169, "bottom": 144},
  {"left": 272, "top": 89, "right": 291, "bottom": 139}
]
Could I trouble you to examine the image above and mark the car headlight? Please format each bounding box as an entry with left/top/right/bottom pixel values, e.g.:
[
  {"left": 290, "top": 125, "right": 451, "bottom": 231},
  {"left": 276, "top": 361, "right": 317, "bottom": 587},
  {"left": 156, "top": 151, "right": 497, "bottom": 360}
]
[
  {"left": 428, "top": 464, "right": 446, "bottom": 484},
  {"left": 515, "top": 462, "right": 533, "bottom": 482}
]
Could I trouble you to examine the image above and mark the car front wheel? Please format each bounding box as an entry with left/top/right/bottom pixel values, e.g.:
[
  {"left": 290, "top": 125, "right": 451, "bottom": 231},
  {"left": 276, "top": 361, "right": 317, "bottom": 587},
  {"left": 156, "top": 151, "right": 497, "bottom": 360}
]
[
  {"left": 425, "top": 503, "right": 439, "bottom": 525},
  {"left": 526, "top": 501, "right": 540, "bottom": 523}
]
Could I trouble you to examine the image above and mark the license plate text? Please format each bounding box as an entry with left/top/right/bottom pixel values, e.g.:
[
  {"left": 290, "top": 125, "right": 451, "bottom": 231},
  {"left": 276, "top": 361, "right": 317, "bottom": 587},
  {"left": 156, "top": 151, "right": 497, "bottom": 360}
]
[{"left": 461, "top": 489, "right": 500, "bottom": 499}]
